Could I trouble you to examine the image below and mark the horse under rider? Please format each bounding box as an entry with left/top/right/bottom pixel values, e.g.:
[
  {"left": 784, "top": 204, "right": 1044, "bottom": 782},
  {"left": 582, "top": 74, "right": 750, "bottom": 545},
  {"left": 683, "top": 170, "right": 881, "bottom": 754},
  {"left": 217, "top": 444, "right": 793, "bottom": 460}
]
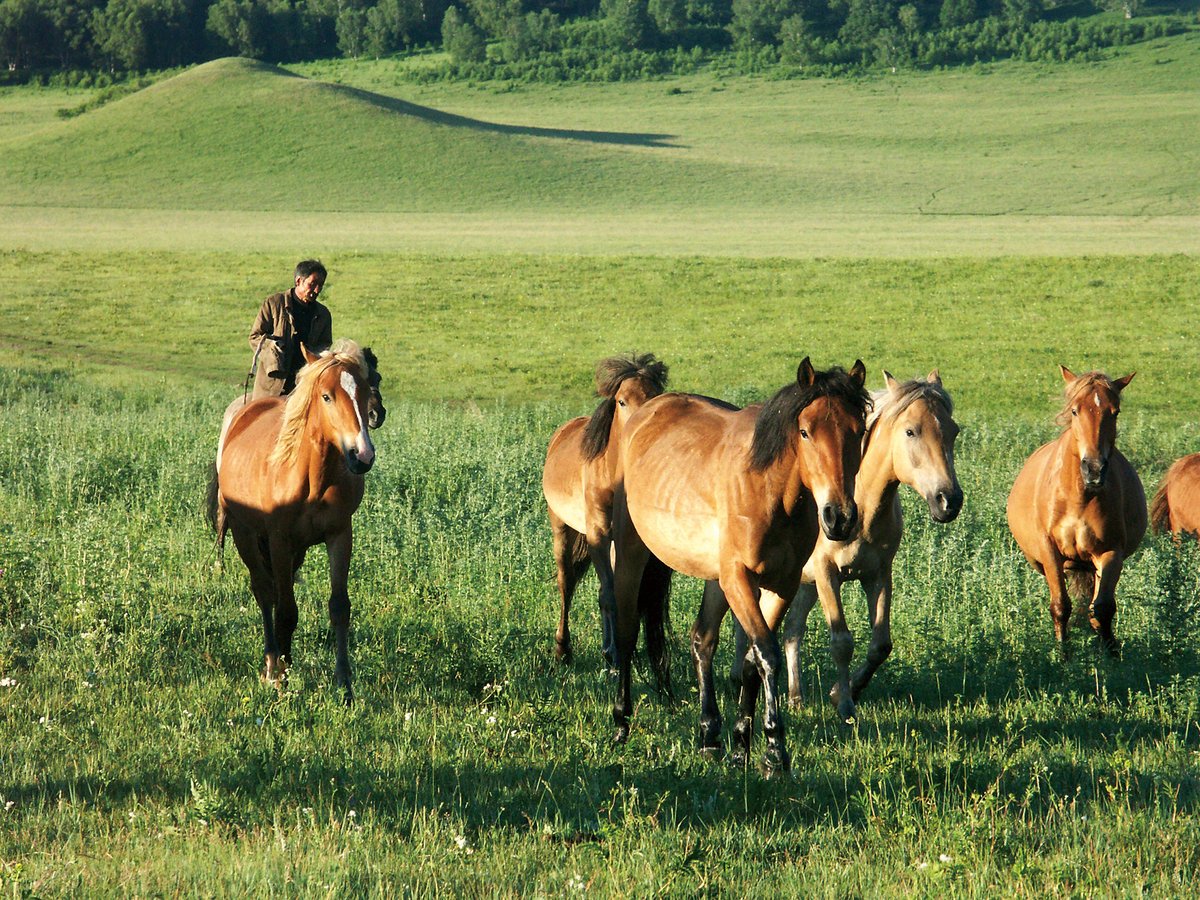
[{"left": 249, "top": 259, "right": 333, "bottom": 400}]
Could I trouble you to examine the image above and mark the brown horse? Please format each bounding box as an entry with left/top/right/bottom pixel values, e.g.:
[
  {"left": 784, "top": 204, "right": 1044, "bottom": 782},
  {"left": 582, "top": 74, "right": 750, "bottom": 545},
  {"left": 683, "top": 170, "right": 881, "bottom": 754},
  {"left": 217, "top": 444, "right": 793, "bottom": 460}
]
[
  {"left": 1007, "top": 366, "right": 1145, "bottom": 655},
  {"left": 730, "top": 370, "right": 963, "bottom": 721},
  {"left": 212, "top": 346, "right": 386, "bottom": 567},
  {"left": 611, "top": 359, "right": 869, "bottom": 773},
  {"left": 1150, "top": 454, "right": 1200, "bottom": 536},
  {"left": 209, "top": 340, "right": 376, "bottom": 699},
  {"left": 541, "top": 353, "right": 669, "bottom": 667}
]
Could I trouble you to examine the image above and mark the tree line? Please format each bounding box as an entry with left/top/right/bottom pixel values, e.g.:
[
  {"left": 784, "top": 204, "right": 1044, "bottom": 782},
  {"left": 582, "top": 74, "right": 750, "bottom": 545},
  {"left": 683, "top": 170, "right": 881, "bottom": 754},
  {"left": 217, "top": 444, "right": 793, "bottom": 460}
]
[{"left": 0, "top": 0, "right": 1188, "bottom": 81}]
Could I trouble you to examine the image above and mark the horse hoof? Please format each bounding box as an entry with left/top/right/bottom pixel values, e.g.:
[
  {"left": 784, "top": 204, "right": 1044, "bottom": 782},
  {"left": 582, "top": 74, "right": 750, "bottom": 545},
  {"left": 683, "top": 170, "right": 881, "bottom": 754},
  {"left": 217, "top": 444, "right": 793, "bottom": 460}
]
[
  {"left": 759, "top": 750, "right": 790, "bottom": 778},
  {"left": 728, "top": 749, "right": 750, "bottom": 771},
  {"left": 555, "top": 643, "right": 573, "bottom": 665},
  {"left": 698, "top": 744, "right": 724, "bottom": 762},
  {"left": 612, "top": 725, "right": 630, "bottom": 745}
]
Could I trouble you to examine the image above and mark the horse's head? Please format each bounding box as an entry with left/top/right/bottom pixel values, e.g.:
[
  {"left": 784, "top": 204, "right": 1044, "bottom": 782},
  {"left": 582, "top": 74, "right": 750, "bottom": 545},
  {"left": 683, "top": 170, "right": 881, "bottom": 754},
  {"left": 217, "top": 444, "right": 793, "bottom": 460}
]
[
  {"left": 749, "top": 358, "right": 869, "bottom": 541},
  {"left": 878, "top": 370, "right": 963, "bottom": 523},
  {"left": 582, "top": 352, "right": 669, "bottom": 460},
  {"left": 362, "top": 346, "right": 386, "bottom": 430},
  {"left": 1059, "top": 365, "right": 1133, "bottom": 493},
  {"left": 301, "top": 343, "right": 376, "bottom": 475}
]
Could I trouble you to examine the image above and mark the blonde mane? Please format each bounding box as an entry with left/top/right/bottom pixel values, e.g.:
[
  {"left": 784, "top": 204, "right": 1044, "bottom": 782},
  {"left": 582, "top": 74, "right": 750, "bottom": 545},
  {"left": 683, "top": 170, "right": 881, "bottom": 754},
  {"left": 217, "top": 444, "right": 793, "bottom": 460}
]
[
  {"left": 269, "top": 340, "right": 367, "bottom": 468},
  {"left": 867, "top": 378, "right": 953, "bottom": 431}
]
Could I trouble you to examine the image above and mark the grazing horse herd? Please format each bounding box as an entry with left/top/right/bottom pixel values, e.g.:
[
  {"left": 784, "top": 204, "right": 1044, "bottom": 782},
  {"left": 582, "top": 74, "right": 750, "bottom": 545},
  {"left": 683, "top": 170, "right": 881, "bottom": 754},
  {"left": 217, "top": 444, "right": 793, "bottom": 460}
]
[{"left": 207, "top": 344, "right": 1198, "bottom": 775}]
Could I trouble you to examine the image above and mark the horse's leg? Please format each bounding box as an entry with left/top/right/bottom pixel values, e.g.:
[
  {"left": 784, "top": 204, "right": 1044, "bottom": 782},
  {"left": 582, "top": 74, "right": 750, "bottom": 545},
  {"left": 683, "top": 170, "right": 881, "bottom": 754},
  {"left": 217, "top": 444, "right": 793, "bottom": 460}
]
[
  {"left": 326, "top": 528, "right": 355, "bottom": 703},
  {"left": 1044, "top": 556, "right": 1072, "bottom": 656},
  {"left": 728, "top": 605, "right": 747, "bottom": 696},
  {"left": 610, "top": 491, "right": 648, "bottom": 744},
  {"left": 1090, "top": 550, "right": 1123, "bottom": 657},
  {"left": 693, "top": 579, "right": 728, "bottom": 756},
  {"left": 812, "top": 561, "right": 856, "bottom": 723},
  {"left": 231, "top": 528, "right": 281, "bottom": 685},
  {"left": 588, "top": 536, "right": 616, "bottom": 670},
  {"left": 722, "top": 566, "right": 790, "bottom": 775},
  {"left": 851, "top": 568, "right": 893, "bottom": 701},
  {"left": 783, "top": 582, "right": 818, "bottom": 709},
  {"left": 549, "top": 510, "right": 587, "bottom": 664},
  {"left": 268, "top": 534, "right": 298, "bottom": 686}
]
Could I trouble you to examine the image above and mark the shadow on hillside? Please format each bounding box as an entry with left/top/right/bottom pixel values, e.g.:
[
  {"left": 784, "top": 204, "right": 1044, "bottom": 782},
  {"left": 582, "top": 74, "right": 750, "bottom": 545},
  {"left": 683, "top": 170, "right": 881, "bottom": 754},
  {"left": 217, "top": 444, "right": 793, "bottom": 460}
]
[{"left": 328, "top": 82, "right": 680, "bottom": 148}]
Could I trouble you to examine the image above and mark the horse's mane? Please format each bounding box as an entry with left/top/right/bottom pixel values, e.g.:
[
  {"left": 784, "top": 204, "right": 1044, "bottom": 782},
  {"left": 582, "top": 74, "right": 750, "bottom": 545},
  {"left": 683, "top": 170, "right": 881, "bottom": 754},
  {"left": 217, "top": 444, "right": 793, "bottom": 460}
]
[
  {"left": 868, "top": 379, "right": 954, "bottom": 431},
  {"left": 749, "top": 366, "right": 872, "bottom": 472},
  {"left": 581, "top": 353, "right": 669, "bottom": 461},
  {"left": 1055, "top": 372, "right": 1121, "bottom": 428},
  {"left": 269, "top": 339, "right": 367, "bottom": 468}
]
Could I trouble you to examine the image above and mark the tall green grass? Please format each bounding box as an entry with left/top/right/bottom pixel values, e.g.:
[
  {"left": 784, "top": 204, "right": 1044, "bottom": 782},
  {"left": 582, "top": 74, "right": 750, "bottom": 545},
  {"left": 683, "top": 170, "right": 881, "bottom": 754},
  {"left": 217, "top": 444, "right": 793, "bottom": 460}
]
[{"left": 2, "top": 363, "right": 1200, "bottom": 894}]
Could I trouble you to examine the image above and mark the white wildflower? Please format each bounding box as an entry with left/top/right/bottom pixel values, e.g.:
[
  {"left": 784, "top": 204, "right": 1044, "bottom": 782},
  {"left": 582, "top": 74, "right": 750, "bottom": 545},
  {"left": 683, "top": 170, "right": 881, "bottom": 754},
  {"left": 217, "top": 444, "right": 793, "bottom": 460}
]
[
  {"left": 939, "top": 854, "right": 953, "bottom": 864},
  {"left": 0, "top": 677, "right": 16, "bottom": 688}
]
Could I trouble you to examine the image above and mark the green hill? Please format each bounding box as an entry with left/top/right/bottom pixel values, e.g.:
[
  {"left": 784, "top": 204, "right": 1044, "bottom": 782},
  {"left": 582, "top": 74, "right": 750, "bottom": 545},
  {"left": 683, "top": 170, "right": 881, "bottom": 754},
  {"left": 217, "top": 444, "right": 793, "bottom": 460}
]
[{"left": 0, "top": 38, "right": 1197, "bottom": 254}]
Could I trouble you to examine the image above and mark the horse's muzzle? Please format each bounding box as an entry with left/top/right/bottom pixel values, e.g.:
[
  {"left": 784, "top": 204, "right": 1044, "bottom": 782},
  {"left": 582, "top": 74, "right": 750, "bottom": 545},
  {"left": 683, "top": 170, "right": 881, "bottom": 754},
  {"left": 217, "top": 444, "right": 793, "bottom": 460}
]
[
  {"left": 1080, "top": 457, "right": 1108, "bottom": 491},
  {"left": 928, "top": 486, "right": 964, "bottom": 523},
  {"left": 344, "top": 443, "right": 375, "bottom": 475},
  {"left": 368, "top": 390, "right": 386, "bottom": 430},
  {"left": 820, "top": 500, "right": 858, "bottom": 542}
]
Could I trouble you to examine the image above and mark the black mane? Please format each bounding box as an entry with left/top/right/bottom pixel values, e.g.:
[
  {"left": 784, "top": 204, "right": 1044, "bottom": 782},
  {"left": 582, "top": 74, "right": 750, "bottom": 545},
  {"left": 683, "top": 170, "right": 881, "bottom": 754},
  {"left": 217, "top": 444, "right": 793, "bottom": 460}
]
[
  {"left": 749, "top": 366, "right": 871, "bottom": 472},
  {"left": 581, "top": 353, "right": 668, "bottom": 460}
]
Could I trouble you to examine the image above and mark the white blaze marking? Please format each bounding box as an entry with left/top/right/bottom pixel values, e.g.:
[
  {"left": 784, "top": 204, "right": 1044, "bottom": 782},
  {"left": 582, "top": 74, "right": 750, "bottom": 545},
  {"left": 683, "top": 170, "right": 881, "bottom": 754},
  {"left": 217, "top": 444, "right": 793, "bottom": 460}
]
[
  {"left": 340, "top": 371, "right": 367, "bottom": 435},
  {"left": 1093, "top": 392, "right": 1101, "bottom": 408}
]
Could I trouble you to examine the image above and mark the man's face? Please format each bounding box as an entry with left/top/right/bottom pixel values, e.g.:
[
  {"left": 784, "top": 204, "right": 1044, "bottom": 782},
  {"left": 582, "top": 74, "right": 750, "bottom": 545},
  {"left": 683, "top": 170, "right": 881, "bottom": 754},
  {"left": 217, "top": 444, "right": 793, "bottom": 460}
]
[{"left": 295, "top": 272, "right": 325, "bottom": 302}]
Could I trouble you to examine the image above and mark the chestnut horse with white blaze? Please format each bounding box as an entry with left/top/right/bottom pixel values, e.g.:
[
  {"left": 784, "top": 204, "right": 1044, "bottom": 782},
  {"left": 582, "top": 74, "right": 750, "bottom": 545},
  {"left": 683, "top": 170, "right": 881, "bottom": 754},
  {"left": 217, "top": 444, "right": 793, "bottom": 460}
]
[
  {"left": 210, "top": 340, "right": 376, "bottom": 699},
  {"left": 1007, "top": 366, "right": 1145, "bottom": 655},
  {"left": 1150, "top": 453, "right": 1200, "bottom": 537},
  {"left": 612, "top": 359, "right": 869, "bottom": 774},
  {"left": 542, "top": 353, "right": 669, "bottom": 667},
  {"left": 729, "top": 370, "right": 963, "bottom": 721}
]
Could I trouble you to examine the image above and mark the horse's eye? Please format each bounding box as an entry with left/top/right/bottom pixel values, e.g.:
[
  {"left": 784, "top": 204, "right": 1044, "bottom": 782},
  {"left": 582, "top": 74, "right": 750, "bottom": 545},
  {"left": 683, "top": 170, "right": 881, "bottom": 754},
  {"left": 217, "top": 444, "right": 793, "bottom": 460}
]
[
  {"left": 1071, "top": 408, "right": 1078, "bottom": 417},
  {"left": 322, "top": 393, "right": 332, "bottom": 403},
  {"left": 617, "top": 399, "right": 626, "bottom": 408},
  {"left": 799, "top": 429, "right": 809, "bottom": 440},
  {"left": 905, "top": 429, "right": 916, "bottom": 438}
]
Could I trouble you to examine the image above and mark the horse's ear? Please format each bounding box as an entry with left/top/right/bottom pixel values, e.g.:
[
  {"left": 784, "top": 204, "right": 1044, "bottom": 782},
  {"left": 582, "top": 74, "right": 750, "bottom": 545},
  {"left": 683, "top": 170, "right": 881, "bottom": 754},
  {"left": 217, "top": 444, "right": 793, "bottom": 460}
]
[
  {"left": 848, "top": 359, "right": 866, "bottom": 389},
  {"left": 797, "top": 357, "right": 815, "bottom": 386},
  {"left": 300, "top": 342, "right": 320, "bottom": 366},
  {"left": 884, "top": 370, "right": 900, "bottom": 393},
  {"left": 1059, "top": 364, "right": 1076, "bottom": 383},
  {"left": 1113, "top": 372, "right": 1135, "bottom": 392},
  {"left": 927, "top": 369, "right": 941, "bottom": 385}
]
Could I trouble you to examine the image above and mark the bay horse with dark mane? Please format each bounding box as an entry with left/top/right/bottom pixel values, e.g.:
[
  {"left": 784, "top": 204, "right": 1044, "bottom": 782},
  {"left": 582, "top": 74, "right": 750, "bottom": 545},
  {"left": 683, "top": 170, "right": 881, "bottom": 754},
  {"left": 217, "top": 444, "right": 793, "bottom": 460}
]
[
  {"left": 1150, "top": 453, "right": 1200, "bottom": 537},
  {"left": 612, "top": 358, "right": 869, "bottom": 773},
  {"left": 542, "top": 353, "right": 669, "bottom": 668},
  {"left": 1007, "top": 366, "right": 1145, "bottom": 655},
  {"left": 730, "top": 370, "right": 963, "bottom": 721},
  {"left": 208, "top": 340, "right": 376, "bottom": 699}
]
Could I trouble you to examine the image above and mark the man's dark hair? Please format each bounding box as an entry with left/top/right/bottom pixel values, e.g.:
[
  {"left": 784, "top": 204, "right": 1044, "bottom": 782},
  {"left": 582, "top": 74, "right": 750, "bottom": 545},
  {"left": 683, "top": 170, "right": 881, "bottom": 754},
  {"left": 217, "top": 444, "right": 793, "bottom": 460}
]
[{"left": 294, "top": 259, "right": 327, "bottom": 282}]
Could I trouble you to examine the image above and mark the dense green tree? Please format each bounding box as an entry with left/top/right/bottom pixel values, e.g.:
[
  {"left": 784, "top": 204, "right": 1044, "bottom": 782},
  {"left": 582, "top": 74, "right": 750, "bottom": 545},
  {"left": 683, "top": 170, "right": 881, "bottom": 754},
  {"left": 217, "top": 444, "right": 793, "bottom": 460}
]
[
  {"left": 205, "top": 0, "right": 272, "bottom": 57},
  {"left": 364, "top": 0, "right": 423, "bottom": 54},
  {"left": 601, "top": 0, "right": 650, "bottom": 48},
  {"left": 729, "top": 0, "right": 804, "bottom": 48},
  {"left": 939, "top": 0, "right": 976, "bottom": 28},
  {"left": 93, "top": 0, "right": 190, "bottom": 69},
  {"left": 442, "top": 3, "right": 486, "bottom": 59},
  {"left": 840, "top": 0, "right": 894, "bottom": 46},
  {"left": 336, "top": 5, "right": 369, "bottom": 55},
  {"left": 464, "top": 0, "right": 521, "bottom": 36},
  {"left": 0, "top": 0, "right": 53, "bottom": 70}
]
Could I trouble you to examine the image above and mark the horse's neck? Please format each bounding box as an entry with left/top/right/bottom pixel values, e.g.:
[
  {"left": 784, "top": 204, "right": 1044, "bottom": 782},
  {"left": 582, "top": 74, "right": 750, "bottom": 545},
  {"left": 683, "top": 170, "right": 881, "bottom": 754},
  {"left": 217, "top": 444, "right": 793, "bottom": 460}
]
[
  {"left": 856, "top": 420, "right": 902, "bottom": 529},
  {"left": 1052, "top": 429, "right": 1088, "bottom": 501}
]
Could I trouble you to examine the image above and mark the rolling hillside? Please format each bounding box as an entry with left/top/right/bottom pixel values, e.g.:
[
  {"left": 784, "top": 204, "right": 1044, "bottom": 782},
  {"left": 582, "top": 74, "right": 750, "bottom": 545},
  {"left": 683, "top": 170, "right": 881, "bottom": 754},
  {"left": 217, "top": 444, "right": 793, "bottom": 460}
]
[{"left": 0, "top": 35, "right": 1197, "bottom": 254}]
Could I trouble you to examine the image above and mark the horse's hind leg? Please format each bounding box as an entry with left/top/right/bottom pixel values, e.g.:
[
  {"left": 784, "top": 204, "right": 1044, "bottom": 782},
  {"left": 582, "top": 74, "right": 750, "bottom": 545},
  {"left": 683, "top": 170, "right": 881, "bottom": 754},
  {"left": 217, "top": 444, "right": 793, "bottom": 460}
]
[
  {"left": 782, "top": 583, "right": 818, "bottom": 709},
  {"left": 639, "top": 555, "right": 674, "bottom": 700},
  {"left": 268, "top": 534, "right": 299, "bottom": 685},
  {"left": 549, "top": 511, "right": 589, "bottom": 664},
  {"left": 326, "top": 528, "right": 355, "bottom": 703},
  {"left": 1091, "top": 551, "right": 1123, "bottom": 657},
  {"left": 611, "top": 490, "right": 648, "bottom": 744}
]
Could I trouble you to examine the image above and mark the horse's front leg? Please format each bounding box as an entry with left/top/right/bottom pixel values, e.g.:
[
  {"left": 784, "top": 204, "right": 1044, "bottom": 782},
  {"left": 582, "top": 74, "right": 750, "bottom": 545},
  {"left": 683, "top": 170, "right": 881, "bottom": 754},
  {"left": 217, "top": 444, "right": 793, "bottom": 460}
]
[
  {"left": 811, "top": 561, "right": 856, "bottom": 723},
  {"left": 1043, "top": 554, "right": 1072, "bottom": 656},
  {"left": 588, "top": 533, "right": 616, "bottom": 671},
  {"left": 851, "top": 567, "right": 893, "bottom": 701},
  {"left": 268, "top": 534, "right": 299, "bottom": 687},
  {"left": 693, "top": 579, "right": 729, "bottom": 756},
  {"left": 549, "top": 510, "right": 587, "bottom": 665},
  {"left": 1090, "top": 550, "right": 1124, "bottom": 657},
  {"left": 326, "top": 528, "right": 354, "bottom": 703},
  {"left": 723, "top": 566, "right": 790, "bottom": 775}
]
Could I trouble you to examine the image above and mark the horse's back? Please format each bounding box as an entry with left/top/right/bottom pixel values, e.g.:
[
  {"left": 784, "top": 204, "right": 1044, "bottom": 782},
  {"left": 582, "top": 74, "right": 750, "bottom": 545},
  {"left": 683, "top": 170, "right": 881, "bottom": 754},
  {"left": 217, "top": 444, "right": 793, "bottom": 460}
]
[
  {"left": 543, "top": 416, "right": 588, "bottom": 533},
  {"left": 1154, "top": 453, "right": 1200, "bottom": 535}
]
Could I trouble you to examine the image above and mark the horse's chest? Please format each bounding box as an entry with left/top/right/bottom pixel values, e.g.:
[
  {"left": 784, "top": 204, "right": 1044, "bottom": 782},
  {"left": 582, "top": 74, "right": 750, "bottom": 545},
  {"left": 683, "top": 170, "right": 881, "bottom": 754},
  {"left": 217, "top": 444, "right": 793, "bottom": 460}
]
[{"left": 1051, "top": 512, "right": 1112, "bottom": 560}]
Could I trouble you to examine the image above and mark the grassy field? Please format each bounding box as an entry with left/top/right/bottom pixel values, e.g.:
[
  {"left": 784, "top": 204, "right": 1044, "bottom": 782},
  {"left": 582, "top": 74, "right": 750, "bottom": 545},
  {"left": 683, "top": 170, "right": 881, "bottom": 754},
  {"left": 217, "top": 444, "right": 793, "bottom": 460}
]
[
  {"left": 2, "top": 34, "right": 1200, "bottom": 896},
  {"left": 1, "top": 29, "right": 1197, "bottom": 255}
]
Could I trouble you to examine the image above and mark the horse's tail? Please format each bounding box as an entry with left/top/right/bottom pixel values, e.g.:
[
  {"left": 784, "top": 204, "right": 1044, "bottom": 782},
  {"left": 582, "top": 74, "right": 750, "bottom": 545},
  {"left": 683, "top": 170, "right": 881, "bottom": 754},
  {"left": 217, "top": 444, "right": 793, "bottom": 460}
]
[
  {"left": 1149, "top": 480, "right": 1172, "bottom": 534},
  {"left": 1067, "top": 568, "right": 1096, "bottom": 608},
  {"left": 205, "top": 462, "right": 228, "bottom": 566},
  {"left": 638, "top": 555, "right": 673, "bottom": 699}
]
